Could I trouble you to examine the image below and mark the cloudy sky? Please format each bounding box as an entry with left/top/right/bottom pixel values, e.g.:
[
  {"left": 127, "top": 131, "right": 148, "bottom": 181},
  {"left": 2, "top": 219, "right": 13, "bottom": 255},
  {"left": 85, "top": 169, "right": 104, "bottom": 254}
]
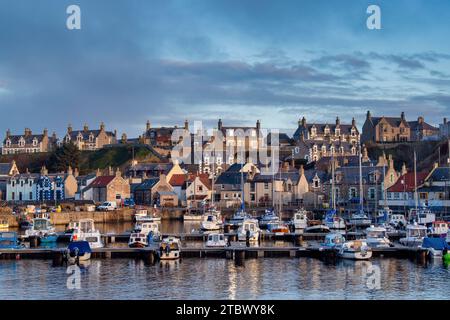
[{"left": 0, "top": 0, "right": 449, "bottom": 138}]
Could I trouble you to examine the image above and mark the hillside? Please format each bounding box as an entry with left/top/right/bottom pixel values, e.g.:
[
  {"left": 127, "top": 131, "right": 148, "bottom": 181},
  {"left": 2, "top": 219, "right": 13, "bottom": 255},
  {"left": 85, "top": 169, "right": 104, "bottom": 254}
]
[
  {"left": 0, "top": 144, "right": 165, "bottom": 175},
  {"left": 366, "top": 139, "right": 449, "bottom": 172}
]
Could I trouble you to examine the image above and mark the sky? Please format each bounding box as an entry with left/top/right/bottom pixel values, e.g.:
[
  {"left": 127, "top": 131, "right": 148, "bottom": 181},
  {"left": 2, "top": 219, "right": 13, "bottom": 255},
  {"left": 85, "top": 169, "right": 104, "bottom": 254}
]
[{"left": 0, "top": 0, "right": 449, "bottom": 138}]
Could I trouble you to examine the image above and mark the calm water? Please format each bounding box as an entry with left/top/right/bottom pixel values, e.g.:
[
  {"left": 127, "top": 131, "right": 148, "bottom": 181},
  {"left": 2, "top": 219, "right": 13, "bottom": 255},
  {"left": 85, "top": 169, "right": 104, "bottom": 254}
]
[{"left": 1, "top": 258, "right": 449, "bottom": 300}]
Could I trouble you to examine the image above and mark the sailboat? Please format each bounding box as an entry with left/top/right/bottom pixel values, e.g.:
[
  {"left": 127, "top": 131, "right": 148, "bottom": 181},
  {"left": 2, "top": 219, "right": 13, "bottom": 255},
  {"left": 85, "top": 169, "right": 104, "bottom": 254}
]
[
  {"left": 377, "top": 158, "right": 393, "bottom": 224},
  {"left": 260, "top": 156, "right": 281, "bottom": 228},
  {"left": 201, "top": 151, "right": 224, "bottom": 231},
  {"left": 324, "top": 156, "right": 345, "bottom": 230},
  {"left": 229, "top": 163, "right": 251, "bottom": 227},
  {"left": 347, "top": 143, "right": 371, "bottom": 228}
]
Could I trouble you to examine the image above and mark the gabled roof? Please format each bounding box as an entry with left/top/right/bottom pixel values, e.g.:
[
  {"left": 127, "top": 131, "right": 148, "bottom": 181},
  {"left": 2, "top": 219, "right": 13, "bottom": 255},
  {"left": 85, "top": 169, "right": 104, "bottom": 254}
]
[
  {"left": 408, "top": 120, "right": 438, "bottom": 132},
  {"left": 370, "top": 116, "right": 409, "bottom": 128},
  {"left": 89, "top": 176, "right": 116, "bottom": 188},
  {"left": 387, "top": 171, "right": 428, "bottom": 192}
]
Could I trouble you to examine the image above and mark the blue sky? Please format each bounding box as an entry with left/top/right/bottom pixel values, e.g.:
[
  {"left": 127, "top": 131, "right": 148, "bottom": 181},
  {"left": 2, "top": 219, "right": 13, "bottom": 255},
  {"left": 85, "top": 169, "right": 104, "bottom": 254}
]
[{"left": 0, "top": 0, "right": 449, "bottom": 137}]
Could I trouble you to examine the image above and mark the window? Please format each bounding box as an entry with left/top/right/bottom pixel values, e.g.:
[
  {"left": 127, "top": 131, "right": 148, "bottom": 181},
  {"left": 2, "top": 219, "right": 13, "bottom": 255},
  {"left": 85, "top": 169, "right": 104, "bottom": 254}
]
[
  {"left": 11, "top": 192, "right": 15, "bottom": 200},
  {"left": 11, "top": 181, "right": 15, "bottom": 187},
  {"left": 20, "top": 180, "right": 24, "bottom": 187},
  {"left": 116, "top": 194, "right": 121, "bottom": 200},
  {"left": 349, "top": 187, "right": 357, "bottom": 199},
  {"left": 32, "top": 138, "right": 38, "bottom": 146},
  {"left": 368, "top": 188, "right": 376, "bottom": 199},
  {"left": 29, "top": 192, "right": 33, "bottom": 200},
  {"left": 264, "top": 182, "right": 269, "bottom": 189},
  {"left": 6, "top": 139, "right": 11, "bottom": 147},
  {"left": 335, "top": 129, "right": 340, "bottom": 136}
]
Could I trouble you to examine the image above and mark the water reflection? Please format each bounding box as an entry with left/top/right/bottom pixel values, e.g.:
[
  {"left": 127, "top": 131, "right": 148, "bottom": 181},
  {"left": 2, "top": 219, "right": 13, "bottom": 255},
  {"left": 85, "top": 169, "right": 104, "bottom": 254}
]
[{"left": 0, "top": 258, "right": 449, "bottom": 300}]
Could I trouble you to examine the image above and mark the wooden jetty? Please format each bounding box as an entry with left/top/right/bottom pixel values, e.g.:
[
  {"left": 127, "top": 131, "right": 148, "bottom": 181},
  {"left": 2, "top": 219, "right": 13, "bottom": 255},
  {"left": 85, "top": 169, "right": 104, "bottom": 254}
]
[{"left": 0, "top": 244, "right": 430, "bottom": 265}]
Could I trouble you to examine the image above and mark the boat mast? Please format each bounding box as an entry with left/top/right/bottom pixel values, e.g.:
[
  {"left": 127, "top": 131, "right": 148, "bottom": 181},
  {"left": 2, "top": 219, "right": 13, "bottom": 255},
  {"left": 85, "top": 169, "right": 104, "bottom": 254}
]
[
  {"left": 414, "top": 149, "right": 418, "bottom": 212},
  {"left": 331, "top": 154, "right": 336, "bottom": 210},
  {"left": 211, "top": 149, "right": 215, "bottom": 208},
  {"left": 240, "top": 150, "right": 245, "bottom": 211},
  {"left": 359, "top": 142, "right": 364, "bottom": 212}
]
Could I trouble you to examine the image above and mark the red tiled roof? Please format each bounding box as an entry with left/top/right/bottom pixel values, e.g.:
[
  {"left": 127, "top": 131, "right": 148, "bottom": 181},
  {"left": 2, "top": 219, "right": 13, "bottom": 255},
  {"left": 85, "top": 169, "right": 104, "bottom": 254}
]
[
  {"left": 89, "top": 176, "right": 115, "bottom": 188},
  {"left": 387, "top": 171, "right": 428, "bottom": 192},
  {"left": 169, "top": 174, "right": 188, "bottom": 187}
]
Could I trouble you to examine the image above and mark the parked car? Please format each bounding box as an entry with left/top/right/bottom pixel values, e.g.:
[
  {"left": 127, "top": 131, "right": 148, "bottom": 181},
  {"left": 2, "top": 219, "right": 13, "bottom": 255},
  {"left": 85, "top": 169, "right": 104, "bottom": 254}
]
[
  {"left": 123, "top": 198, "right": 135, "bottom": 208},
  {"left": 97, "top": 201, "right": 118, "bottom": 211}
]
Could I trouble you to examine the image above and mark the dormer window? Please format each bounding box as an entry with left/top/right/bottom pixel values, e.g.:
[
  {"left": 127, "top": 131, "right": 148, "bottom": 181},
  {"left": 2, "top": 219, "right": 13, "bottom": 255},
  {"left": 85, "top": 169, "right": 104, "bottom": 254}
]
[
  {"left": 324, "top": 127, "right": 330, "bottom": 135},
  {"left": 311, "top": 127, "right": 317, "bottom": 137},
  {"left": 351, "top": 147, "right": 356, "bottom": 155},
  {"left": 65, "top": 135, "right": 71, "bottom": 143},
  {"left": 77, "top": 133, "right": 83, "bottom": 142},
  {"left": 351, "top": 128, "right": 356, "bottom": 137},
  {"left": 18, "top": 137, "right": 25, "bottom": 147},
  {"left": 335, "top": 128, "right": 340, "bottom": 136},
  {"left": 330, "top": 146, "right": 335, "bottom": 154},
  {"left": 32, "top": 138, "right": 38, "bottom": 146},
  {"left": 6, "top": 139, "right": 11, "bottom": 147},
  {"left": 89, "top": 133, "right": 94, "bottom": 142}
]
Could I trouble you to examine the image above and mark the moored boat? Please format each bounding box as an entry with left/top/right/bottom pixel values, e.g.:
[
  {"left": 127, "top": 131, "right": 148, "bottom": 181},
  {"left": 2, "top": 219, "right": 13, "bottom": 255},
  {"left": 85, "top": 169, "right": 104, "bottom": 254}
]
[
  {"left": 400, "top": 223, "right": 427, "bottom": 247},
  {"left": 323, "top": 210, "right": 345, "bottom": 230},
  {"left": 25, "top": 218, "right": 56, "bottom": 241},
  {"left": 304, "top": 224, "right": 330, "bottom": 234},
  {"left": 71, "top": 219, "right": 103, "bottom": 249},
  {"left": 321, "top": 232, "right": 345, "bottom": 249},
  {"left": 158, "top": 236, "right": 181, "bottom": 260},
  {"left": 200, "top": 214, "right": 222, "bottom": 231},
  {"left": 422, "top": 237, "right": 449, "bottom": 259},
  {"left": 429, "top": 221, "right": 448, "bottom": 237},
  {"left": 267, "top": 222, "right": 290, "bottom": 235},
  {"left": 128, "top": 232, "right": 149, "bottom": 248},
  {"left": 205, "top": 233, "right": 227, "bottom": 247},
  {"left": 0, "top": 231, "right": 23, "bottom": 249},
  {"left": 292, "top": 209, "right": 308, "bottom": 230},
  {"left": 258, "top": 208, "right": 280, "bottom": 228},
  {"left": 365, "top": 225, "right": 392, "bottom": 248},
  {"left": 237, "top": 218, "right": 261, "bottom": 242},
  {"left": 65, "top": 241, "right": 92, "bottom": 264},
  {"left": 338, "top": 240, "right": 372, "bottom": 260}
]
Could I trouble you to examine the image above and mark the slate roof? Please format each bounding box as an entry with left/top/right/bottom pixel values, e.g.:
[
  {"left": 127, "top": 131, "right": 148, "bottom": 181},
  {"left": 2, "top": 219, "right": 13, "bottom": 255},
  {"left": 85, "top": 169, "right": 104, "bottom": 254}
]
[
  {"left": 408, "top": 121, "right": 438, "bottom": 132},
  {"left": 293, "top": 123, "right": 357, "bottom": 140},
  {"left": 370, "top": 117, "right": 409, "bottom": 128},
  {"left": 134, "top": 178, "right": 160, "bottom": 191},
  {"left": 0, "top": 163, "right": 12, "bottom": 176},
  {"left": 428, "top": 167, "right": 450, "bottom": 181},
  {"left": 3, "top": 134, "right": 46, "bottom": 145}
]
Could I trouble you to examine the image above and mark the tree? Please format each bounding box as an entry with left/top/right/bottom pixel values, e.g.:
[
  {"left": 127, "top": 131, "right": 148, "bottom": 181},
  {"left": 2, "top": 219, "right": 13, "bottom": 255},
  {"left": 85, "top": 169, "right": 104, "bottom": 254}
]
[{"left": 49, "top": 142, "right": 81, "bottom": 172}]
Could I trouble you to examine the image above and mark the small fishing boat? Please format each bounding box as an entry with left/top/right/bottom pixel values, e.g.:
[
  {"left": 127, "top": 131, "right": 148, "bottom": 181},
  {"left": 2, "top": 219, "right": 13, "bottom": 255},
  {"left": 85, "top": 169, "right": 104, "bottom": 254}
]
[
  {"left": 0, "top": 231, "right": 23, "bottom": 249},
  {"left": 0, "top": 220, "right": 9, "bottom": 229},
  {"left": 400, "top": 223, "right": 427, "bottom": 247},
  {"left": 205, "top": 233, "right": 227, "bottom": 247},
  {"left": 422, "top": 237, "right": 449, "bottom": 259},
  {"left": 338, "top": 240, "right": 372, "bottom": 260},
  {"left": 258, "top": 209, "right": 280, "bottom": 228},
  {"left": 267, "top": 222, "right": 290, "bottom": 235},
  {"left": 347, "top": 211, "right": 372, "bottom": 227},
  {"left": 429, "top": 221, "right": 448, "bottom": 237},
  {"left": 365, "top": 226, "right": 392, "bottom": 248},
  {"left": 321, "top": 233, "right": 345, "bottom": 249},
  {"left": 65, "top": 241, "right": 92, "bottom": 264},
  {"left": 409, "top": 207, "right": 435, "bottom": 226},
  {"left": 135, "top": 222, "right": 161, "bottom": 242},
  {"left": 128, "top": 232, "right": 149, "bottom": 248},
  {"left": 292, "top": 209, "right": 308, "bottom": 230},
  {"left": 304, "top": 224, "right": 330, "bottom": 234},
  {"left": 64, "top": 221, "right": 80, "bottom": 236},
  {"left": 237, "top": 218, "right": 261, "bottom": 242},
  {"left": 71, "top": 219, "right": 103, "bottom": 249},
  {"left": 323, "top": 210, "right": 345, "bottom": 230},
  {"left": 389, "top": 214, "right": 407, "bottom": 229},
  {"left": 158, "top": 236, "right": 181, "bottom": 260},
  {"left": 200, "top": 214, "right": 222, "bottom": 231},
  {"left": 25, "top": 218, "right": 56, "bottom": 241}
]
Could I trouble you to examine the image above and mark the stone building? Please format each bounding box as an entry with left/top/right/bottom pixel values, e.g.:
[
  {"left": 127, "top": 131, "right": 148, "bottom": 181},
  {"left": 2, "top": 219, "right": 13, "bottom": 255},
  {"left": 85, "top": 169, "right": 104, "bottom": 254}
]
[
  {"left": 89, "top": 169, "right": 130, "bottom": 204},
  {"left": 2, "top": 128, "right": 57, "bottom": 154},
  {"left": 63, "top": 123, "right": 117, "bottom": 150}
]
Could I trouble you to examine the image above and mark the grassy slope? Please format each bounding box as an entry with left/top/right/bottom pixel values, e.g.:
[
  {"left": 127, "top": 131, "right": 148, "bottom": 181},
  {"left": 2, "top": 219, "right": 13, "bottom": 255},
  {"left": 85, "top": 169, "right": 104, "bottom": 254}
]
[{"left": 0, "top": 145, "right": 165, "bottom": 175}]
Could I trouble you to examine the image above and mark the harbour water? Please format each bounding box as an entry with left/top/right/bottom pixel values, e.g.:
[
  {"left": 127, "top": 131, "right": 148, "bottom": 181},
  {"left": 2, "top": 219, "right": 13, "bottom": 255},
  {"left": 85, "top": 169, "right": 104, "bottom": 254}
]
[{"left": 1, "top": 257, "right": 449, "bottom": 300}]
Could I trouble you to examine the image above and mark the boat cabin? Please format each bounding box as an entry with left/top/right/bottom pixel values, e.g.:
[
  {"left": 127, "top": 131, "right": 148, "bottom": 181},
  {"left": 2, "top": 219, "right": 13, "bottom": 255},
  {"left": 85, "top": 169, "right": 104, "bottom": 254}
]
[
  {"left": 431, "top": 221, "right": 449, "bottom": 235},
  {"left": 0, "top": 232, "right": 20, "bottom": 249},
  {"left": 323, "top": 233, "right": 345, "bottom": 247},
  {"left": 406, "top": 224, "right": 427, "bottom": 238},
  {"left": 366, "top": 226, "right": 387, "bottom": 239}
]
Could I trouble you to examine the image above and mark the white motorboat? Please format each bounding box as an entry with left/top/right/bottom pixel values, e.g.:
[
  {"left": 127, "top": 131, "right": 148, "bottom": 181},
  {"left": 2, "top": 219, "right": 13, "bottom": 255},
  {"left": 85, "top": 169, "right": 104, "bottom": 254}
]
[
  {"left": 292, "top": 209, "right": 308, "bottom": 230},
  {"left": 422, "top": 237, "right": 449, "bottom": 258},
  {"left": 259, "top": 209, "right": 280, "bottom": 228},
  {"left": 134, "top": 221, "right": 162, "bottom": 243},
  {"left": 237, "top": 218, "right": 261, "bottom": 242},
  {"left": 304, "top": 224, "right": 330, "bottom": 233},
  {"left": 71, "top": 219, "right": 103, "bottom": 249},
  {"left": 400, "top": 223, "right": 427, "bottom": 247},
  {"left": 365, "top": 225, "right": 392, "bottom": 248},
  {"left": 201, "top": 214, "right": 222, "bottom": 231},
  {"left": 389, "top": 214, "right": 407, "bottom": 229},
  {"left": 25, "top": 218, "right": 55, "bottom": 238},
  {"left": 409, "top": 207, "right": 435, "bottom": 226},
  {"left": 338, "top": 240, "right": 372, "bottom": 260},
  {"left": 205, "top": 233, "right": 227, "bottom": 247},
  {"left": 66, "top": 241, "right": 92, "bottom": 263},
  {"left": 347, "top": 211, "right": 372, "bottom": 227},
  {"left": 158, "top": 236, "right": 181, "bottom": 260},
  {"left": 128, "top": 232, "right": 149, "bottom": 248},
  {"left": 429, "top": 221, "right": 449, "bottom": 237}
]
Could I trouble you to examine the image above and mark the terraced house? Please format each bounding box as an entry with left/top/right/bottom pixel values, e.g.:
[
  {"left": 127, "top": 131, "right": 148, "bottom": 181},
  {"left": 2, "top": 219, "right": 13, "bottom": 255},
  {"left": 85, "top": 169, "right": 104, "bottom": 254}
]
[
  {"left": 63, "top": 123, "right": 117, "bottom": 150},
  {"left": 292, "top": 116, "right": 360, "bottom": 162},
  {"left": 2, "top": 128, "right": 57, "bottom": 154}
]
